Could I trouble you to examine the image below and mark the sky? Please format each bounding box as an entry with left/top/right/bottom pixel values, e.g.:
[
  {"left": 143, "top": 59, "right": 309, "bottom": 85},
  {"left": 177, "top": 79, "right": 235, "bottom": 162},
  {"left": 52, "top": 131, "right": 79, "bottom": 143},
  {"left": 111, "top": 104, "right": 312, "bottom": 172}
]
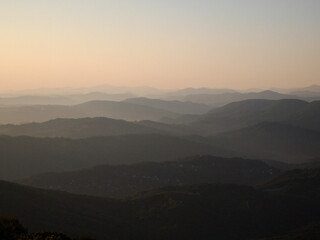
[{"left": 0, "top": 0, "right": 320, "bottom": 92}]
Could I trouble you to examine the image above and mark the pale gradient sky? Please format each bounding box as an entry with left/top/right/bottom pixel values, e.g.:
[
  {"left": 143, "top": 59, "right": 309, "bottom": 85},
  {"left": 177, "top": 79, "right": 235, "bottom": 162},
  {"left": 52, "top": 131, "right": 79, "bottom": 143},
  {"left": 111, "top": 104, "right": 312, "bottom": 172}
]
[{"left": 1, "top": 0, "right": 320, "bottom": 92}]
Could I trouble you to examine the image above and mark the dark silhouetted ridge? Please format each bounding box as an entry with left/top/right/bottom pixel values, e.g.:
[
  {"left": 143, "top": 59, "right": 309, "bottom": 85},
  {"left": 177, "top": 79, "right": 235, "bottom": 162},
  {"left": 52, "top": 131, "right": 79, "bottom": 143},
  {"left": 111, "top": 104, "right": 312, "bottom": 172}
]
[{"left": 19, "top": 155, "right": 280, "bottom": 198}]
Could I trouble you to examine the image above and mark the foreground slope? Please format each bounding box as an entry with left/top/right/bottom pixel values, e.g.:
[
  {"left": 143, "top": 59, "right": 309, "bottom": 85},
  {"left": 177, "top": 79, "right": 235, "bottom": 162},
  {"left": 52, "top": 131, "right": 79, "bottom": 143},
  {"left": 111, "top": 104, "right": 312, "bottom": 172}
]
[
  {"left": 2, "top": 175, "right": 320, "bottom": 240},
  {"left": 128, "top": 184, "right": 320, "bottom": 240},
  {"left": 259, "top": 223, "right": 320, "bottom": 240},
  {"left": 0, "top": 181, "right": 126, "bottom": 240},
  {"left": 261, "top": 168, "right": 320, "bottom": 197}
]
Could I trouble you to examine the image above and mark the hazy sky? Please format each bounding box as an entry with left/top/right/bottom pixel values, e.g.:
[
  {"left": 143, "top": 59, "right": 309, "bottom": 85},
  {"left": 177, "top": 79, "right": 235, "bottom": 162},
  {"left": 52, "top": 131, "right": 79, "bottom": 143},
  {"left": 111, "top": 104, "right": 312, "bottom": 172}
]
[{"left": 1, "top": 0, "right": 320, "bottom": 92}]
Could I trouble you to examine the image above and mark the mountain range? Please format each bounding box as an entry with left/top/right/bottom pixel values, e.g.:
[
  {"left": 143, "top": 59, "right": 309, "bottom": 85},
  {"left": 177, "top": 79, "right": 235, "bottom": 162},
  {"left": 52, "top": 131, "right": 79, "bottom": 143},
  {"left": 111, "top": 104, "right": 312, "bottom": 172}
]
[
  {"left": 1, "top": 85, "right": 320, "bottom": 239},
  {"left": 2, "top": 98, "right": 320, "bottom": 136}
]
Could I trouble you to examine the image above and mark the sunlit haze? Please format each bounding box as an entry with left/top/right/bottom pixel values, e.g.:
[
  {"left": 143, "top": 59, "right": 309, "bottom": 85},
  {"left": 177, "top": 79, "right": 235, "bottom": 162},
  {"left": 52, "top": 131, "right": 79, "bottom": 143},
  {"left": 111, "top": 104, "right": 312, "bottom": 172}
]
[{"left": 1, "top": 0, "right": 320, "bottom": 92}]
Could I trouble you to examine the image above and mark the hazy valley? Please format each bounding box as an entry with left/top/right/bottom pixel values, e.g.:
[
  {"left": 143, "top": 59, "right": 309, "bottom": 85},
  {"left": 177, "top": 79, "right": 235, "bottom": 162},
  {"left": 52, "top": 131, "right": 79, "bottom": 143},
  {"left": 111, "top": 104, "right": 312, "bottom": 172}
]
[{"left": 1, "top": 1, "right": 320, "bottom": 238}]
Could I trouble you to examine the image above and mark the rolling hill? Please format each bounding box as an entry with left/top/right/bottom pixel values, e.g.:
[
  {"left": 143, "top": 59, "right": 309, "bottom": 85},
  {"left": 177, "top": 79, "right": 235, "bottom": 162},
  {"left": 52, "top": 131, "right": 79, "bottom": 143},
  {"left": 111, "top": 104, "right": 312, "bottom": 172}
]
[
  {"left": 18, "top": 155, "right": 280, "bottom": 198},
  {"left": 0, "top": 95, "right": 76, "bottom": 106},
  {"left": 69, "top": 91, "right": 135, "bottom": 103},
  {"left": 0, "top": 92, "right": 136, "bottom": 107},
  {"left": 163, "top": 88, "right": 236, "bottom": 100},
  {"left": 183, "top": 90, "right": 297, "bottom": 107},
  {"left": 123, "top": 97, "right": 211, "bottom": 114},
  {"left": 167, "top": 99, "right": 320, "bottom": 133},
  {"left": 191, "top": 99, "right": 319, "bottom": 134},
  {"left": 0, "top": 117, "right": 162, "bottom": 138},
  {"left": 0, "top": 117, "right": 199, "bottom": 138},
  {"left": 74, "top": 100, "right": 179, "bottom": 121},
  {"left": 0, "top": 135, "right": 232, "bottom": 180},
  {"left": 289, "top": 100, "right": 320, "bottom": 131},
  {"left": 208, "top": 122, "right": 320, "bottom": 162},
  {"left": 0, "top": 100, "right": 179, "bottom": 124}
]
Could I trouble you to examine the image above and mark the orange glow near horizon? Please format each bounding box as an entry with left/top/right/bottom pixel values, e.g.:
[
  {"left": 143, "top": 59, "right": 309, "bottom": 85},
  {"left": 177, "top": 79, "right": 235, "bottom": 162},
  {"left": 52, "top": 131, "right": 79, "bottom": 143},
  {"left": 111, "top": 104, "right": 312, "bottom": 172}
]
[{"left": 1, "top": 1, "right": 320, "bottom": 92}]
